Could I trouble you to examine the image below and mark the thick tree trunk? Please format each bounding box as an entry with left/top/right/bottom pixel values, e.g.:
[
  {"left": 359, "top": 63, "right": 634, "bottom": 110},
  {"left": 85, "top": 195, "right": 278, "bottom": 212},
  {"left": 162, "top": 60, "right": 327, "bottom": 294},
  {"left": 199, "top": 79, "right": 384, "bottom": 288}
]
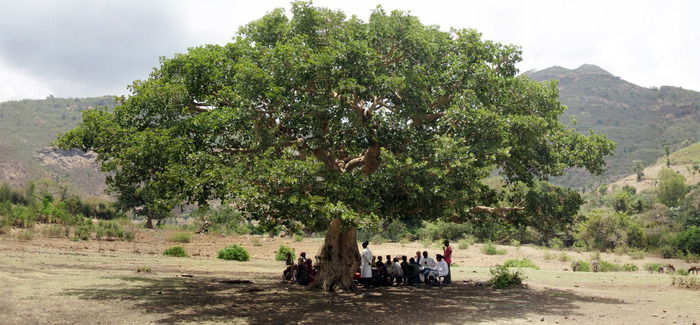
[
  {"left": 308, "top": 218, "right": 361, "bottom": 292},
  {"left": 144, "top": 216, "right": 154, "bottom": 229}
]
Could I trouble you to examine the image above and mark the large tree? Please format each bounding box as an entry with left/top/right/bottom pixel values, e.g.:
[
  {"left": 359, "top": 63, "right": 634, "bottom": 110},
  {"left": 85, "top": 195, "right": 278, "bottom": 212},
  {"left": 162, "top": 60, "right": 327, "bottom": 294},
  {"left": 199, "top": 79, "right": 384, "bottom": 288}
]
[{"left": 57, "top": 2, "right": 614, "bottom": 291}]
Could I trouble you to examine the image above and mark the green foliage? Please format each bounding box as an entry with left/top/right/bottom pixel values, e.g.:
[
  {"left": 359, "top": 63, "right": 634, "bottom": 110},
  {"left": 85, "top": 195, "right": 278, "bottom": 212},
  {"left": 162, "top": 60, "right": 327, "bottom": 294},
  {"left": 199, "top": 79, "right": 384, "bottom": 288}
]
[
  {"left": 56, "top": 2, "right": 613, "bottom": 248},
  {"left": 644, "top": 263, "right": 663, "bottom": 272},
  {"left": 489, "top": 264, "right": 527, "bottom": 289},
  {"left": 598, "top": 261, "right": 621, "bottom": 272},
  {"left": 660, "top": 245, "right": 679, "bottom": 259},
  {"left": 557, "top": 252, "right": 571, "bottom": 262},
  {"left": 575, "top": 210, "right": 645, "bottom": 251},
  {"left": 217, "top": 245, "right": 250, "bottom": 261},
  {"left": 275, "top": 245, "right": 295, "bottom": 261},
  {"left": 294, "top": 234, "right": 303, "bottom": 242},
  {"left": 571, "top": 260, "right": 591, "bottom": 272},
  {"left": 657, "top": 169, "right": 689, "bottom": 206},
  {"left": 420, "top": 220, "right": 473, "bottom": 242},
  {"left": 503, "top": 258, "right": 540, "bottom": 269},
  {"left": 163, "top": 246, "right": 189, "bottom": 257},
  {"left": 622, "top": 263, "right": 639, "bottom": 272},
  {"left": 481, "top": 242, "right": 507, "bottom": 255},
  {"left": 548, "top": 237, "right": 564, "bottom": 250},
  {"left": 166, "top": 232, "right": 191, "bottom": 243},
  {"left": 671, "top": 275, "right": 700, "bottom": 289},
  {"left": 675, "top": 226, "right": 700, "bottom": 255},
  {"left": 675, "top": 269, "right": 689, "bottom": 276},
  {"left": 74, "top": 224, "right": 93, "bottom": 241}
]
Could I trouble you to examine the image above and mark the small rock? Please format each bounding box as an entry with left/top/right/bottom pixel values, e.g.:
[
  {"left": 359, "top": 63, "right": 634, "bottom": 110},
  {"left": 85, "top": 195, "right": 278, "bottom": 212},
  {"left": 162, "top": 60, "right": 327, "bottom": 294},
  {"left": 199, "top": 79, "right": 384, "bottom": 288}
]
[{"left": 540, "top": 317, "right": 545, "bottom": 322}]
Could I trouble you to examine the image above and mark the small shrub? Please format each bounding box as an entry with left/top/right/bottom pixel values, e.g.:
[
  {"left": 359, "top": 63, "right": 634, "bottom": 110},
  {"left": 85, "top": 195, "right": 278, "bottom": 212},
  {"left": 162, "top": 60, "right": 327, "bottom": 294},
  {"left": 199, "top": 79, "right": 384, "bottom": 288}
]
[
  {"left": 613, "top": 246, "right": 627, "bottom": 256},
  {"left": 671, "top": 275, "right": 700, "bottom": 289},
  {"left": 481, "top": 242, "right": 507, "bottom": 255},
  {"left": 218, "top": 245, "right": 250, "bottom": 261},
  {"left": 398, "top": 237, "right": 411, "bottom": 245},
  {"left": 628, "top": 250, "right": 646, "bottom": 260},
  {"left": 660, "top": 245, "right": 678, "bottom": 259},
  {"left": 571, "top": 260, "right": 591, "bottom": 272},
  {"left": 17, "top": 230, "right": 33, "bottom": 241},
  {"left": 457, "top": 237, "right": 472, "bottom": 249},
  {"left": 557, "top": 252, "right": 571, "bottom": 262},
  {"left": 598, "top": 261, "right": 621, "bottom": 272},
  {"left": 43, "top": 224, "right": 65, "bottom": 238},
  {"left": 590, "top": 250, "right": 601, "bottom": 261},
  {"left": 644, "top": 263, "right": 663, "bottom": 273},
  {"left": 163, "top": 246, "right": 189, "bottom": 257},
  {"left": 548, "top": 238, "right": 564, "bottom": 250},
  {"left": 124, "top": 230, "right": 135, "bottom": 242},
  {"left": 685, "top": 253, "right": 700, "bottom": 263},
  {"left": 252, "top": 238, "right": 263, "bottom": 246},
  {"left": 509, "top": 239, "right": 521, "bottom": 247},
  {"left": 167, "top": 232, "right": 191, "bottom": 243},
  {"left": 137, "top": 266, "right": 152, "bottom": 273},
  {"left": 503, "top": 258, "right": 540, "bottom": 270},
  {"left": 275, "top": 245, "right": 295, "bottom": 261},
  {"left": 74, "top": 225, "right": 92, "bottom": 241},
  {"left": 489, "top": 264, "right": 527, "bottom": 289},
  {"left": 543, "top": 250, "right": 554, "bottom": 260},
  {"left": 451, "top": 263, "right": 460, "bottom": 268},
  {"left": 675, "top": 269, "right": 689, "bottom": 276},
  {"left": 622, "top": 263, "right": 639, "bottom": 272},
  {"left": 294, "top": 234, "right": 303, "bottom": 242}
]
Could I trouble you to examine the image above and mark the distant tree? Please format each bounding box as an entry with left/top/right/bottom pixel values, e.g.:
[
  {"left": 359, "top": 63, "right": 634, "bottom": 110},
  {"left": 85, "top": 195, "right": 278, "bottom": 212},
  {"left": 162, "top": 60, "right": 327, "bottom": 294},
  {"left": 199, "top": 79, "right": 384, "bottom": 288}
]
[
  {"left": 657, "top": 169, "right": 688, "bottom": 207},
  {"left": 56, "top": 2, "right": 614, "bottom": 291},
  {"left": 632, "top": 160, "right": 644, "bottom": 182}
]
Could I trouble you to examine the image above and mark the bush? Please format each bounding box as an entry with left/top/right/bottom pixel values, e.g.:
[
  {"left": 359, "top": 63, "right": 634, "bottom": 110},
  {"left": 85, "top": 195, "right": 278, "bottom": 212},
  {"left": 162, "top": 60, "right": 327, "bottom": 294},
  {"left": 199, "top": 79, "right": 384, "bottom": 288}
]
[
  {"left": 660, "top": 245, "right": 679, "bottom": 259},
  {"left": 370, "top": 234, "right": 385, "bottom": 245},
  {"left": 137, "top": 266, "right": 152, "bottom": 273},
  {"left": 218, "top": 245, "right": 250, "bottom": 261},
  {"left": 294, "top": 234, "right": 303, "bottom": 242},
  {"left": 74, "top": 224, "right": 92, "bottom": 241},
  {"left": 481, "top": 242, "right": 507, "bottom": 255},
  {"left": 17, "top": 230, "right": 33, "bottom": 241},
  {"left": 557, "top": 252, "right": 571, "bottom": 262},
  {"left": 675, "top": 269, "right": 689, "bottom": 276},
  {"left": 598, "top": 261, "right": 621, "bottom": 272},
  {"left": 457, "top": 237, "right": 473, "bottom": 249},
  {"left": 503, "top": 258, "right": 540, "bottom": 270},
  {"left": 571, "top": 260, "right": 591, "bottom": 272},
  {"left": 548, "top": 237, "right": 564, "bottom": 250},
  {"left": 276, "top": 245, "right": 295, "bottom": 261},
  {"left": 163, "top": 246, "right": 189, "bottom": 257},
  {"left": 622, "top": 263, "right": 639, "bottom": 272},
  {"left": 676, "top": 226, "right": 700, "bottom": 255},
  {"left": 489, "top": 264, "right": 527, "bottom": 289},
  {"left": 644, "top": 263, "right": 663, "bottom": 273},
  {"left": 167, "top": 232, "right": 191, "bottom": 243}
]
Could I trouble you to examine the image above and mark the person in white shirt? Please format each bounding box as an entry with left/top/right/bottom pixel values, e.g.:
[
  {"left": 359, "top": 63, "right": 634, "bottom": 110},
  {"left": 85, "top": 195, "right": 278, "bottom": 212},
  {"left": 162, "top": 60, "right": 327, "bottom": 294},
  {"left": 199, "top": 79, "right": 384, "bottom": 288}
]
[
  {"left": 436, "top": 254, "right": 449, "bottom": 280},
  {"left": 360, "top": 241, "right": 372, "bottom": 287},
  {"left": 419, "top": 250, "right": 437, "bottom": 282}
]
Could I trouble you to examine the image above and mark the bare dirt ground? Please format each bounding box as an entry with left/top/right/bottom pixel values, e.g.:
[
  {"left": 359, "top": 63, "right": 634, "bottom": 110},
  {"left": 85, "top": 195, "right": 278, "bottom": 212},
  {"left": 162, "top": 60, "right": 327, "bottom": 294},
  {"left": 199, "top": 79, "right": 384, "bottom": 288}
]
[{"left": 1, "top": 227, "right": 699, "bottom": 324}]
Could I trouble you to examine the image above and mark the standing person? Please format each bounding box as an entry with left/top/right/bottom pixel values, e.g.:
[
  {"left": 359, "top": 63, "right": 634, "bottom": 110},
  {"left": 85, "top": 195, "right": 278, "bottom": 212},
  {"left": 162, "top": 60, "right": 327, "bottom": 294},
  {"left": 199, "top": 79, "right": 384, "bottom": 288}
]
[
  {"left": 414, "top": 251, "right": 423, "bottom": 266},
  {"left": 443, "top": 240, "right": 452, "bottom": 284},
  {"left": 360, "top": 241, "right": 372, "bottom": 288}
]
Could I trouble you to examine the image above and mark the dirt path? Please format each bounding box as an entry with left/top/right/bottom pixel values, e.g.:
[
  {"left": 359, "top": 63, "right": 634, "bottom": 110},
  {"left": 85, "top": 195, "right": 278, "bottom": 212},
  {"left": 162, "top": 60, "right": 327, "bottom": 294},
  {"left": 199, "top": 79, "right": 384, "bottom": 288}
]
[{"left": 1, "top": 230, "right": 698, "bottom": 324}]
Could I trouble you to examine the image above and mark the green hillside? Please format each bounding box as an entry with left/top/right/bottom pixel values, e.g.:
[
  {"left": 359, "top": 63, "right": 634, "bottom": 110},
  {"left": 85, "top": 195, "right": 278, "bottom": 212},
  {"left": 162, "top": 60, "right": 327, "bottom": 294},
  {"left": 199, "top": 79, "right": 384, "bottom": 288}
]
[
  {"left": 528, "top": 64, "right": 700, "bottom": 190},
  {"left": 0, "top": 96, "right": 115, "bottom": 195}
]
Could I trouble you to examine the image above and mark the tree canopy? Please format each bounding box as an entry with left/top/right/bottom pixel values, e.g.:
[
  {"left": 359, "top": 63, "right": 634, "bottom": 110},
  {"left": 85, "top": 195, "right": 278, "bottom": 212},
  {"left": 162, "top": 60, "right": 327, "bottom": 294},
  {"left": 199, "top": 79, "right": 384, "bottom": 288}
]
[{"left": 57, "top": 2, "right": 614, "bottom": 290}]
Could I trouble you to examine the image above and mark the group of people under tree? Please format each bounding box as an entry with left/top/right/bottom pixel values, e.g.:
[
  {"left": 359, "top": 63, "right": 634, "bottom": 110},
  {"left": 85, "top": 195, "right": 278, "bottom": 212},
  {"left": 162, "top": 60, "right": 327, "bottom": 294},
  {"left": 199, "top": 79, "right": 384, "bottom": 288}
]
[
  {"left": 281, "top": 240, "right": 453, "bottom": 288},
  {"left": 359, "top": 240, "right": 453, "bottom": 287},
  {"left": 283, "top": 251, "right": 319, "bottom": 285}
]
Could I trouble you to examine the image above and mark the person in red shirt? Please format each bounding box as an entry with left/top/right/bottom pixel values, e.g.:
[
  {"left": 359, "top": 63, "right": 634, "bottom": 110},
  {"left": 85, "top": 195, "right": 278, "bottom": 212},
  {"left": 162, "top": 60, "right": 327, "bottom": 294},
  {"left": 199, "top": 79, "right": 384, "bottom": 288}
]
[{"left": 443, "top": 240, "right": 452, "bottom": 284}]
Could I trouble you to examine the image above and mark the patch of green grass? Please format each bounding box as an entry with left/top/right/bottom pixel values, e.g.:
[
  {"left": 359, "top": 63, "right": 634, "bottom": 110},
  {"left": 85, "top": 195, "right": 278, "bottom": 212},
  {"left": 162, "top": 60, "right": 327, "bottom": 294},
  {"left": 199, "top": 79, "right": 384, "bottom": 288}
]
[
  {"left": 166, "top": 232, "right": 191, "bottom": 243},
  {"left": 163, "top": 246, "right": 189, "bottom": 257},
  {"left": 481, "top": 242, "right": 507, "bottom": 255},
  {"left": 644, "top": 263, "right": 663, "bottom": 273},
  {"left": 503, "top": 258, "right": 540, "bottom": 270}
]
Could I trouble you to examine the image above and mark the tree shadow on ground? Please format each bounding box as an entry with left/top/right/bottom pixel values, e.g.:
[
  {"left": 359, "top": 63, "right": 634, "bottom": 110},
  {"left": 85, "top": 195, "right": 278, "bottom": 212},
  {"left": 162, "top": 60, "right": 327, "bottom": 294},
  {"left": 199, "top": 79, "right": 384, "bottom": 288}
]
[{"left": 64, "top": 275, "right": 626, "bottom": 324}]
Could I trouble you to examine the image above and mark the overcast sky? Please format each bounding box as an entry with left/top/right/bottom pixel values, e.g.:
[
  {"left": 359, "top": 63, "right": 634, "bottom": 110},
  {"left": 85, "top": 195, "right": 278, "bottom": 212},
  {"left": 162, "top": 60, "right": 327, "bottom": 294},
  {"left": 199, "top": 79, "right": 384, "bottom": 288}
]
[{"left": 1, "top": 0, "right": 698, "bottom": 102}]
